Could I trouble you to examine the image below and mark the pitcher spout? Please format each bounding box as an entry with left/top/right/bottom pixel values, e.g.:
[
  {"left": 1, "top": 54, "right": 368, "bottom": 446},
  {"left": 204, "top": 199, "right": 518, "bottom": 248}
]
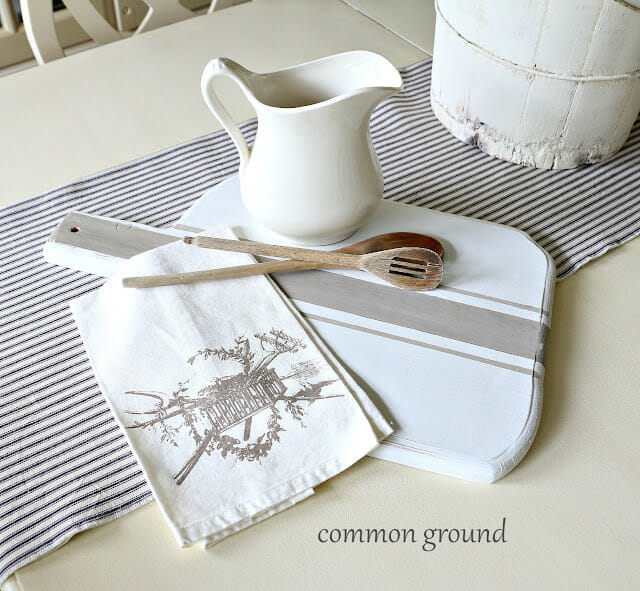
[
  {"left": 246, "top": 50, "right": 402, "bottom": 111},
  {"left": 335, "top": 50, "right": 403, "bottom": 105}
]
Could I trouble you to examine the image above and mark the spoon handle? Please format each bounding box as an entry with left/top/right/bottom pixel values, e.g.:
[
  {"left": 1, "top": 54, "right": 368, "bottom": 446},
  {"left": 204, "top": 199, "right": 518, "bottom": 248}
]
[
  {"left": 122, "top": 259, "right": 342, "bottom": 288},
  {"left": 184, "top": 236, "right": 361, "bottom": 267}
]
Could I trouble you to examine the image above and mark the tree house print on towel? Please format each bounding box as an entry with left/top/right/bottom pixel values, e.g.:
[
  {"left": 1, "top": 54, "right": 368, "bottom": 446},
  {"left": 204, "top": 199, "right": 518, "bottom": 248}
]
[{"left": 125, "top": 329, "right": 341, "bottom": 484}]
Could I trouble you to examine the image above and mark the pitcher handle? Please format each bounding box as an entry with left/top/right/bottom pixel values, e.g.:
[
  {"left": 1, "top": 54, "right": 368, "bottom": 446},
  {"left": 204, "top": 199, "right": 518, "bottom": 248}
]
[{"left": 201, "top": 58, "right": 254, "bottom": 173}]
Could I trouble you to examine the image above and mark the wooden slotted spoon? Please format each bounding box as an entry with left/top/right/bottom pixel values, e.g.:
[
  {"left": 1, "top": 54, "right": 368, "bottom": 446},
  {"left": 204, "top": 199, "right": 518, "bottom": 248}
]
[{"left": 123, "top": 235, "right": 443, "bottom": 291}]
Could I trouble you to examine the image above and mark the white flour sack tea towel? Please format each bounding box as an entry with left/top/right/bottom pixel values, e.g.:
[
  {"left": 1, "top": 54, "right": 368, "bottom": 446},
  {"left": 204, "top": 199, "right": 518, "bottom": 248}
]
[{"left": 70, "top": 227, "right": 391, "bottom": 547}]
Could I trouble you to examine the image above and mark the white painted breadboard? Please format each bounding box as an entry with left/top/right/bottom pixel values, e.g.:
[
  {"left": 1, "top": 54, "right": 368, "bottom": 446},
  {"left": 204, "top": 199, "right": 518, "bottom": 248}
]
[{"left": 44, "top": 176, "right": 555, "bottom": 483}]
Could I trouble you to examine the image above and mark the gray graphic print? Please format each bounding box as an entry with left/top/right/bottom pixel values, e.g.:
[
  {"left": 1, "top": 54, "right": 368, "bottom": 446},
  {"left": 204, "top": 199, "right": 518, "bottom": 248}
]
[{"left": 125, "top": 329, "right": 341, "bottom": 484}]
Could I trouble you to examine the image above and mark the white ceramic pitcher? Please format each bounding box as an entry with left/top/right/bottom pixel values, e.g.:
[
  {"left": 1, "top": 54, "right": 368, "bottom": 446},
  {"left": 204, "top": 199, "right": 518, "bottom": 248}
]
[{"left": 201, "top": 51, "right": 402, "bottom": 244}]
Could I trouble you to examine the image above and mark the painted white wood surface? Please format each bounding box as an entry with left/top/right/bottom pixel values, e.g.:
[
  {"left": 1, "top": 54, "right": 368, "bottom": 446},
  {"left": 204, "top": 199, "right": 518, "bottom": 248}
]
[
  {"left": 341, "top": 0, "right": 437, "bottom": 54},
  {"left": 44, "top": 175, "right": 555, "bottom": 483},
  {"left": 430, "top": 0, "right": 640, "bottom": 169}
]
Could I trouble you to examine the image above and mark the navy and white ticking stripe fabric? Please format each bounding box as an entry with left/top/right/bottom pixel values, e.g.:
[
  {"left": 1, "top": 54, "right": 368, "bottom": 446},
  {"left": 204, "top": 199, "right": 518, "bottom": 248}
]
[{"left": 1, "top": 58, "right": 639, "bottom": 582}]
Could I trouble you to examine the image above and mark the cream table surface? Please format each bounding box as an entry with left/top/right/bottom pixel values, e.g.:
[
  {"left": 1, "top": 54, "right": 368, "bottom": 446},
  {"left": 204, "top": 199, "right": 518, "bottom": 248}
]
[{"left": 1, "top": 1, "right": 639, "bottom": 590}]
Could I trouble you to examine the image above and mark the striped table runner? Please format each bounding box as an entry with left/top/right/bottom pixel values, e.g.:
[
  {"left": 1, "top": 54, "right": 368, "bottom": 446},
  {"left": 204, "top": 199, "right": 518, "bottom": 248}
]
[{"left": 1, "top": 58, "right": 639, "bottom": 583}]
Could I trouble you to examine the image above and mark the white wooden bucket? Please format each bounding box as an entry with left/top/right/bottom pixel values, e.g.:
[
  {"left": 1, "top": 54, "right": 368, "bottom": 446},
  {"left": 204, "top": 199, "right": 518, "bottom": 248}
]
[{"left": 430, "top": 0, "right": 640, "bottom": 169}]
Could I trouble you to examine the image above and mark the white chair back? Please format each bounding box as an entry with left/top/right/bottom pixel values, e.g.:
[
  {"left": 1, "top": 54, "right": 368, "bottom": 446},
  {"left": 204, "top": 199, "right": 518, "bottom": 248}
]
[{"left": 21, "top": 0, "right": 237, "bottom": 65}]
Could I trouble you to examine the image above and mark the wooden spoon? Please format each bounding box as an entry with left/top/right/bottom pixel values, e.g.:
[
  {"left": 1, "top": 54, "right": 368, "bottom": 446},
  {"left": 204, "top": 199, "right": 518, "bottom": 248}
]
[
  {"left": 123, "top": 236, "right": 442, "bottom": 291},
  {"left": 122, "top": 232, "right": 444, "bottom": 290},
  {"left": 221, "top": 231, "right": 445, "bottom": 274},
  {"left": 332, "top": 232, "right": 444, "bottom": 258}
]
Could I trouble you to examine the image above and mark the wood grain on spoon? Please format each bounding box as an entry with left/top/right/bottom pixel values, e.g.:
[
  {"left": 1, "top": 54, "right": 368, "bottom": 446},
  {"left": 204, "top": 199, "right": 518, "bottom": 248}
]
[
  {"left": 123, "top": 236, "right": 442, "bottom": 291},
  {"left": 208, "top": 231, "right": 445, "bottom": 275},
  {"left": 122, "top": 233, "right": 444, "bottom": 291},
  {"left": 335, "top": 232, "right": 444, "bottom": 258}
]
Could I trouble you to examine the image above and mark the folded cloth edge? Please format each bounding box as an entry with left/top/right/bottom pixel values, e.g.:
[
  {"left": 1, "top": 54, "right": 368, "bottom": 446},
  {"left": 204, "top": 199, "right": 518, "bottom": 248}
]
[{"left": 197, "top": 489, "right": 314, "bottom": 549}]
